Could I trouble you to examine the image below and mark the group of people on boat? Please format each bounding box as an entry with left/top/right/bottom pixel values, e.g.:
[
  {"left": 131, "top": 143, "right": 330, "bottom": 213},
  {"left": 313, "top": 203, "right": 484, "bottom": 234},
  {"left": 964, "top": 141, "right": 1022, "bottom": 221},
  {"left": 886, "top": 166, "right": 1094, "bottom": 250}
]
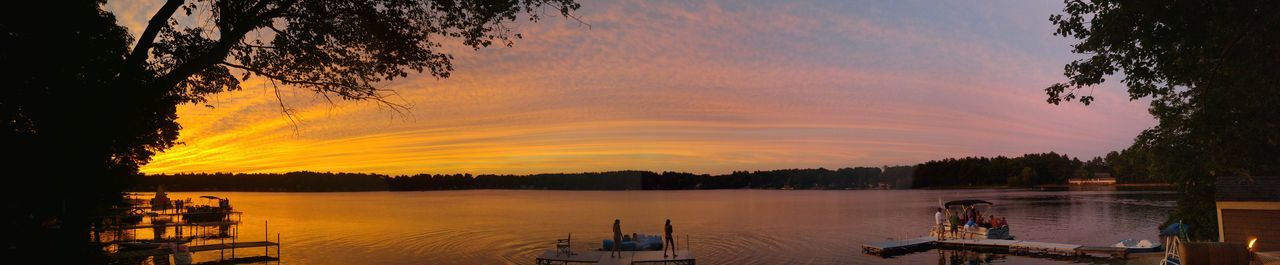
[
  {"left": 610, "top": 219, "right": 678, "bottom": 258},
  {"left": 934, "top": 206, "right": 1008, "bottom": 239}
]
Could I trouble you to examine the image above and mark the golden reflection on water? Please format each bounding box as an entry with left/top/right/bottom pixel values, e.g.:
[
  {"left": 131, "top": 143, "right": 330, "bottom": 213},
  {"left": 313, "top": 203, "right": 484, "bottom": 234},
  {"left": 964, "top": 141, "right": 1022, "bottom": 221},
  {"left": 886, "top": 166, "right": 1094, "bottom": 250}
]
[{"left": 168, "top": 189, "right": 1174, "bottom": 264}]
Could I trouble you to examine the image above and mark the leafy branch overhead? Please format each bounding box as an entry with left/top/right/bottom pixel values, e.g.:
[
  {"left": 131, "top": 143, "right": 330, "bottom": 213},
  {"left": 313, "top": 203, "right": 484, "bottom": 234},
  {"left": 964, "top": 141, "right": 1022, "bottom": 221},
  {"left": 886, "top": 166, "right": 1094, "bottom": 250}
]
[
  {"left": 132, "top": 0, "right": 582, "bottom": 106},
  {"left": 1046, "top": 1, "right": 1278, "bottom": 106},
  {"left": 1047, "top": 0, "right": 1280, "bottom": 241}
]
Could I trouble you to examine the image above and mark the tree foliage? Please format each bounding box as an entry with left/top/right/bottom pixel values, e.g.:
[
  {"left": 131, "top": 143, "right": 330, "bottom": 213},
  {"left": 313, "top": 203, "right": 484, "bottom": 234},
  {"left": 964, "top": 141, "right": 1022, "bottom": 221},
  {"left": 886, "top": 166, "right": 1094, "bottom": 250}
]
[
  {"left": 388, "top": 167, "right": 914, "bottom": 191},
  {"left": 140, "top": 153, "right": 1155, "bottom": 191},
  {"left": 2, "top": 2, "right": 144, "bottom": 261},
  {"left": 1104, "top": 147, "right": 1155, "bottom": 183},
  {"left": 1048, "top": 0, "right": 1280, "bottom": 240},
  {"left": 2, "top": 0, "right": 579, "bottom": 261},
  {"left": 138, "top": 167, "right": 918, "bottom": 192},
  {"left": 138, "top": 171, "right": 390, "bottom": 191},
  {"left": 912, "top": 153, "right": 1084, "bottom": 188},
  {"left": 144, "top": 0, "right": 580, "bottom": 107}
]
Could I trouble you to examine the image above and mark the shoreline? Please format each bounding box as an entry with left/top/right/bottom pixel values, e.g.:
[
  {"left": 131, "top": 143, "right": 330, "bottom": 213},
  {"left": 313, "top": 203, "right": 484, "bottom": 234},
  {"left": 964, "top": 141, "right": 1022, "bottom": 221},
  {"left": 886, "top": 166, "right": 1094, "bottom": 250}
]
[{"left": 129, "top": 184, "right": 1176, "bottom": 193}]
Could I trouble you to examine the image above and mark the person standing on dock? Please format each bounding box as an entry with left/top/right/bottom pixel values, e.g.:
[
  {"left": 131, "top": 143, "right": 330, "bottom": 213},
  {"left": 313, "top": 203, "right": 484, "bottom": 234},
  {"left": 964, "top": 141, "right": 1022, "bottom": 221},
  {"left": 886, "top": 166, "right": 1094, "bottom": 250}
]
[
  {"left": 612, "top": 219, "right": 622, "bottom": 258},
  {"left": 948, "top": 208, "right": 960, "bottom": 238},
  {"left": 664, "top": 219, "right": 677, "bottom": 258},
  {"left": 934, "top": 208, "right": 945, "bottom": 240}
]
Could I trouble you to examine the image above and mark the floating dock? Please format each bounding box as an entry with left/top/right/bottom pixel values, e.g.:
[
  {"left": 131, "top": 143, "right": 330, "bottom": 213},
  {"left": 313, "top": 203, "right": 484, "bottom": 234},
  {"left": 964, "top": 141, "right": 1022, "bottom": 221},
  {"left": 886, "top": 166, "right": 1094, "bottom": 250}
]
[
  {"left": 861, "top": 236, "right": 937, "bottom": 255},
  {"left": 536, "top": 250, "right": 695, "bottom": 265},
  {"left": 863, "top": 237, "right": 1128, "bottom": 259}
]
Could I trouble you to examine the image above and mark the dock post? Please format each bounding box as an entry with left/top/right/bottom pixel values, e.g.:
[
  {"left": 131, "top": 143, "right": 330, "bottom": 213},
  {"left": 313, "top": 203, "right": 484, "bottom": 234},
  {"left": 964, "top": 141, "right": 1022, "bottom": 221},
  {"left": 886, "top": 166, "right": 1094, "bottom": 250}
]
[
  {"left": 231, "top": 229, "right": 236, "bottom": 259},
  {"left": 220, "top": 237, "right": 225, "bottom": 261},
  {"left": 265, "top": 220, "right": 269, "bottom": 257},
  {"left": 277, "top": 233, "right": 281, "bottom": 260}
]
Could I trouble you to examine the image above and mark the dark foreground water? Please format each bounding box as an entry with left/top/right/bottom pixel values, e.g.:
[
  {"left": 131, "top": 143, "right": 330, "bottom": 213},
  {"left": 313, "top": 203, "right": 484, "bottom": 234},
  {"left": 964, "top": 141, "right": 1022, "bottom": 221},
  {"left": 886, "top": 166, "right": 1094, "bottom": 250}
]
[{"left": 169, "top": 189, "right": 1175, "bottom": 264}]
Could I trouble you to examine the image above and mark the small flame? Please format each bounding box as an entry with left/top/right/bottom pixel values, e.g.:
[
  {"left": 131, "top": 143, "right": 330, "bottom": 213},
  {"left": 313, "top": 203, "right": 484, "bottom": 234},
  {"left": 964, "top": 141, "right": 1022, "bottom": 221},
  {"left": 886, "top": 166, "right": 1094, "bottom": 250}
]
[{"left": 1248, "top": 238, "right": 1258, "bottom": 250}]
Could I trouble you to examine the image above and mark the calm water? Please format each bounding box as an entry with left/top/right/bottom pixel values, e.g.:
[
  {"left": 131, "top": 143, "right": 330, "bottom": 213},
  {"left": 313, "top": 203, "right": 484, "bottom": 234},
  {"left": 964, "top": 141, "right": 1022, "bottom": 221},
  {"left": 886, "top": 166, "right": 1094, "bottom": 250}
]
[{"left": 169, "top": 189, "right": 1175, "bottom": 264}]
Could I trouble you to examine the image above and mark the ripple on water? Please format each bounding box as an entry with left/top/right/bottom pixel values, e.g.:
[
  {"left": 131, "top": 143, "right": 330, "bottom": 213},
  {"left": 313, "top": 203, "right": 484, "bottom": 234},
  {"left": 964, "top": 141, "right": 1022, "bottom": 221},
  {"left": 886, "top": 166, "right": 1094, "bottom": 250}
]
[{"left": 181, "top": 190, "right": 1174, "bottom": 265}]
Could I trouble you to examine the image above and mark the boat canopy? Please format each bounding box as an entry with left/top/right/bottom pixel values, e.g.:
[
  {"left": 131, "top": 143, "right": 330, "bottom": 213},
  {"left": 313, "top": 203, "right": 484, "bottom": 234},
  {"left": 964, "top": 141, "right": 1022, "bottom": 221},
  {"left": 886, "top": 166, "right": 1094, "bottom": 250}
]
[
  {"left": 944, "top": 199, "right": 993, "bottom": 207},
  {"left": 1160, "top": 222, "right": 1189, "bottom": 237}
]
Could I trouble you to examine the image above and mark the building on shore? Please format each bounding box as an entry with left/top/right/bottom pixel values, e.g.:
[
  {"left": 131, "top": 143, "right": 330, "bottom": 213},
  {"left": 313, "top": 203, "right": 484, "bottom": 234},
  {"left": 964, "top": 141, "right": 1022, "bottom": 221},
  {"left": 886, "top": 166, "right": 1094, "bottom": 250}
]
[
  {"left": 1068, "top": 173, "right": 1117, "bottom": 185},
  {"left": 1215, "top": 176, "right": 1280, "bottom": 252}
]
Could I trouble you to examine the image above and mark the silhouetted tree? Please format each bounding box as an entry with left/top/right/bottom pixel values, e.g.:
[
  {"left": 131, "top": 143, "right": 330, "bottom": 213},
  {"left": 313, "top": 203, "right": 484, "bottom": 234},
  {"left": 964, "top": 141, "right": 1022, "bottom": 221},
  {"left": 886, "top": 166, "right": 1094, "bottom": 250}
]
[
  {"left": 882, "top": 165, "right": 917, "bottom": 189},
  {"left": 911, "top": 152, "right": 1085, "bottom": 188},
  {"left": 2, "top": 0, "right": 580, "bottom": 262},
  {"left": 1047, "top": 0, "right": 1280, "bottom": 240},
  {"left": 3, "top": 2, "right": 142, "bottom": 261},
  {"left": 1105, "top": 147, "right": 1153, "bottom": 183},
  {"left": 138, "top": 171, "right": 389, "bottom": 191},
  {"left": 149, "top": 167, "right": 916, "bottom": 193}
]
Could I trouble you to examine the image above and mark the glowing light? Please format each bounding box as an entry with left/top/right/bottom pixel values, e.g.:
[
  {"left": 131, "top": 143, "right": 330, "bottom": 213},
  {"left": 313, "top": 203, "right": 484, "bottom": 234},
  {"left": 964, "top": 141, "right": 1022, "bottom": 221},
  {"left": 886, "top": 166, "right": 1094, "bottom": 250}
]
[{"left": 1248, "top": 237, "right": 1258, "bottom": 250}]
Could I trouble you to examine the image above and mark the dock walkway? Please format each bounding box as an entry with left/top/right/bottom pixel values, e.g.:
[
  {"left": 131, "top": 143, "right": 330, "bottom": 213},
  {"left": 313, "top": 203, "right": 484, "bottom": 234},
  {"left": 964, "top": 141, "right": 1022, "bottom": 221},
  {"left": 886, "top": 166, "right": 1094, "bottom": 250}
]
[
  {"left": 110, "top": 241, "right": 279, "bottom": 259},
  {"left": 110, "top": 220, "right": 238, "bottom": 230},
  {"left": 536, "top": 250, "right": 695, "bottom": 265},
  {"left": 864, "top": 237, "right": 1128, "bottom": 259}
]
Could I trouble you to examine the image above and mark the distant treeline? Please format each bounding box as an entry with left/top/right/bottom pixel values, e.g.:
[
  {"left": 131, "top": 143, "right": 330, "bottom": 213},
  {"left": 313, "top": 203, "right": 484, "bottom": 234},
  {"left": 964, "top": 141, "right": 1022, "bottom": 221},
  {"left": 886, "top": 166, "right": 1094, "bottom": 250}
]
[
  {"left": 912, "top": 148, "right": 1158, "bottom": 188},
  {"left": 135, "top": 171, "right": 389, "bottom": 191},
  {"left": 913, "top": 152, "right": 1081, "bottom": 188},
  {"left": 136, "top": 149, "right": 1161, "bottom": 192},
  {"left": 136, "top": 167, "right": 915, "bottom": 192},
  {"left": 386, "top": 167, "right": 915, "bottom": 191}
]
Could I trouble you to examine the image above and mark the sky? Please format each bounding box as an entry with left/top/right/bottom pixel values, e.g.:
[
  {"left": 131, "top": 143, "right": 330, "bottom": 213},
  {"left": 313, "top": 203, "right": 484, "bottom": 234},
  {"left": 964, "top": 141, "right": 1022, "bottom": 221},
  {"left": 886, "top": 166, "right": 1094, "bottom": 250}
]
[{"left": 107, "top": 0, "right": 1156, "bottom": 176}]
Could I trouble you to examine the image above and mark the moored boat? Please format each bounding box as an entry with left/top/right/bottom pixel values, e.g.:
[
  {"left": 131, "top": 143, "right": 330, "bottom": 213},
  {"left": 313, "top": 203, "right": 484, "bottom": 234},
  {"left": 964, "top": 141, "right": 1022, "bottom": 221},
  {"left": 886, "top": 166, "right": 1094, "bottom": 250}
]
[
  {"left": 1113, "top": 238, "right": 1162, "bottom": 253},
  {"left": 930, "top": 199, "right": 1014, "bottom": 240},
  {"left": 182, "top": 196, "right": 233, "bottom": 222}
]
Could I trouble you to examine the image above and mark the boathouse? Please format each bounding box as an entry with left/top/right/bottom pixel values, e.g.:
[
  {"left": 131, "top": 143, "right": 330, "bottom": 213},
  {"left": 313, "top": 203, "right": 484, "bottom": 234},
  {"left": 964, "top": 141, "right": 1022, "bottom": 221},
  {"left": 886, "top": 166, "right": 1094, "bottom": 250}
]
[
  {"left": 1215, "top": 176, "right": 1280, "bottom": 252},
  {"left": 1068, "top": 173, "right": 1116, "bottom": 185}
]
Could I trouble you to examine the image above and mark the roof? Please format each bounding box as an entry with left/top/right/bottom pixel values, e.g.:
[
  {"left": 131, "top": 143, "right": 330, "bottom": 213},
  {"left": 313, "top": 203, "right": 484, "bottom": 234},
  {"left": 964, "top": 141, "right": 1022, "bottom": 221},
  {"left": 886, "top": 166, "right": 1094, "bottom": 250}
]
[
  {"left": 1216, "top": 176, "right": 1280, "bottom": 202},
  {"left": 944, "top": 199, "right": 993, "bottom": 207}
]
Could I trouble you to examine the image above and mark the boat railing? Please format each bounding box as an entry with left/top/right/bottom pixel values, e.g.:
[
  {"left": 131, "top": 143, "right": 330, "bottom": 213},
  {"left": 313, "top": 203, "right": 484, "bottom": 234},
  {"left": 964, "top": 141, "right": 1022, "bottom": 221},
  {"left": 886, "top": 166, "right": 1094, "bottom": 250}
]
[{"left": 931, "top": 224, "right": 1008, "bottom": 240}]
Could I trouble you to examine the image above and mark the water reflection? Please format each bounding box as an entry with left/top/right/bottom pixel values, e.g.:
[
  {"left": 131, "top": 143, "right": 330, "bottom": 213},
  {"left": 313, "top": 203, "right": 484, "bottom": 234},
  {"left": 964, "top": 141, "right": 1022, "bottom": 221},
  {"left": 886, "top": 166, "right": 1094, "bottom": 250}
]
[
  {"left": 937, "top": 249, "right": 1006, "bottom": 265},
  {"left": 168, "top": 189, "right": 1174, "bottom": 264}
]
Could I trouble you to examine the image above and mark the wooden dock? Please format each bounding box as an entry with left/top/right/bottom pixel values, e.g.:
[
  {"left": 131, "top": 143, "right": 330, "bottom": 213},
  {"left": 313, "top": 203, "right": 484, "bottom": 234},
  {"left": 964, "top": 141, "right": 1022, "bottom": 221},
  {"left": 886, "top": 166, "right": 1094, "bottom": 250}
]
[
  {"left": 536, "top": 250, "right": 695, "bottom": 265},
  {"left": 110, "top": 241, "right": 279, "bottom": 259},
  {"left": 192, "top": 255, "right": 280, "bottom": 265},
  {"left": 110, "top": 220, "right": 238, "bottom": 230},
  {"left": 863, "top": 238, "right": 1129, "bottom": 259}
]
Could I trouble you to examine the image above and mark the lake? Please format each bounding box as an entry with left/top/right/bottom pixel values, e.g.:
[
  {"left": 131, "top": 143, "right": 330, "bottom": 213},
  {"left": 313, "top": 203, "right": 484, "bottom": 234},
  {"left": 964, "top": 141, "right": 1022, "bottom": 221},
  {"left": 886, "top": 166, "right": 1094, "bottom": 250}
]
[{"left": 168, "top": 189, "right": 1176, "bottom": 264}]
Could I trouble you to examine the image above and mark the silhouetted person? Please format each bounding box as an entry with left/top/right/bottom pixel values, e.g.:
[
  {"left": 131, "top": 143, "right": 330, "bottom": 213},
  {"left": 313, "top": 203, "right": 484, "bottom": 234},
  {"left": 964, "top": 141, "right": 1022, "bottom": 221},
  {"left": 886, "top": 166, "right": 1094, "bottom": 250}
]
[
  {"left": 664, "top": 219, "right": 677, "bottom": 258},
  {"left": 611, "top": 219, "right": 622, "bottom": 258}
]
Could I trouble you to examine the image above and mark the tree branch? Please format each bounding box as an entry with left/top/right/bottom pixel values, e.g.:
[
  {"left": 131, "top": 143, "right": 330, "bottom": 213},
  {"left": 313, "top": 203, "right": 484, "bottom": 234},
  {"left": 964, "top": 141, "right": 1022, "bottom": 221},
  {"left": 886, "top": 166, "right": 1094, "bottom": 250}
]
[
  {"left": 126, "top": 0, "right": 185, "bottom": 69},
  {"left": 268, "top": 78, "right": 301, "bottom": 131},
  {"left": 151, "top": 0, "right": 299, "bottom": 92},
  {"left": 220, "top": 61, "right": 344, "bottom": 88},
  {"left": 220, "top": 61, "right": 409, "bottom": 113}
]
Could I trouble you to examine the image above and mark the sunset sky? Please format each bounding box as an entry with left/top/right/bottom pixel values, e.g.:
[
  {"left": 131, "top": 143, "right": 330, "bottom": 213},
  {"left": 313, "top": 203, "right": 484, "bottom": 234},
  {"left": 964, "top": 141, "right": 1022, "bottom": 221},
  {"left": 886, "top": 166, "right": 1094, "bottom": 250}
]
[{"left": 108, "top": 0, "right": 1155, "bottom": 176}]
